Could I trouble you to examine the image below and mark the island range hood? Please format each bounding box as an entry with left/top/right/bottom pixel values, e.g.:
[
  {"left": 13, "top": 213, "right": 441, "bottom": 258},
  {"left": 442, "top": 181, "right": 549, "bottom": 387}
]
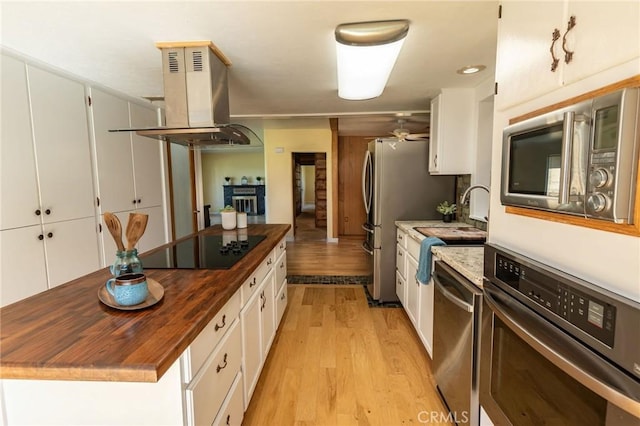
[{"left": 111, "top": 41, "right": 251, "bottom": 146}]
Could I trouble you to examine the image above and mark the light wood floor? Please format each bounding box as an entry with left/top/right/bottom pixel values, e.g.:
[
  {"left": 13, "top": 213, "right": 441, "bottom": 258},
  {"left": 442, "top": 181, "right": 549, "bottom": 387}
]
[
  {"left": 243, "top": 285, "right": 451, "bottom": 426},
  {"left": 287, "top": 238, "right": 371, "bottom": 276}
]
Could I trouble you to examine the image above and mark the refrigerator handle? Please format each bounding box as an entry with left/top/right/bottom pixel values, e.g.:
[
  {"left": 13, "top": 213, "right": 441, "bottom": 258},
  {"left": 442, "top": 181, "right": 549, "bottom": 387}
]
[
  {"left": 361, "top": 223, "right": 374, "bottom": 234},
  {"left": 361, "top": 241, "right": 374, "bottom": 255},
  {"left": 362, "top": 150, "right": 372, "bottom": 215}
]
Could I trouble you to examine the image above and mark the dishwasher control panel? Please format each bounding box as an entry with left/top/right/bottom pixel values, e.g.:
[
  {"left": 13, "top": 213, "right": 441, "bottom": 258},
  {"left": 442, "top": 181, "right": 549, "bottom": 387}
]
[{"left": 495, "top": 254, "right": 616, "bottom": 347}]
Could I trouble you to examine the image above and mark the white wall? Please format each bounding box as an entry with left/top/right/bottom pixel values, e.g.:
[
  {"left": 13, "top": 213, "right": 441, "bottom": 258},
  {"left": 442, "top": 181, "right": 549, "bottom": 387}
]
[
  {"left": 263, "top": 119, "right": 333, "bottom": 240},
  {"left": 488, "top": 60, "right": 640, "bottom": 302},
  {"left": 302, "top": 165, "right": 316, "bottom": 206}
]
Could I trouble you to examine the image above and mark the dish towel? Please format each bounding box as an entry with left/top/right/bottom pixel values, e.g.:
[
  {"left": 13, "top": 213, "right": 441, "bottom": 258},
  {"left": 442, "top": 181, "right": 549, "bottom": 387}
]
[{"left": 416, "top": 237, "right": 446, "bottom": 284}]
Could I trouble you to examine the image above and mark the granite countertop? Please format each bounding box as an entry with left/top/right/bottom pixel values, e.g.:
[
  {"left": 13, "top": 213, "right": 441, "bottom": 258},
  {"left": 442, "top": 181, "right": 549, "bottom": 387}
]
[
  {"left": 396, "top": 220, "right": 484, "bottom": 288},
  {"left": 395, "top": 220, "right": 476, "bottom": 243},
  {"left": 431, "top": 246, "right": 484, "bottom": 288}
]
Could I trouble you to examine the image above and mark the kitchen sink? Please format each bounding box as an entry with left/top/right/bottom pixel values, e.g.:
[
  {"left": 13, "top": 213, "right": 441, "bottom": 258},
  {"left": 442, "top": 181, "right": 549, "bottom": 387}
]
[{"left": 414, "top": 226, "right": 487, "bottom": 245}]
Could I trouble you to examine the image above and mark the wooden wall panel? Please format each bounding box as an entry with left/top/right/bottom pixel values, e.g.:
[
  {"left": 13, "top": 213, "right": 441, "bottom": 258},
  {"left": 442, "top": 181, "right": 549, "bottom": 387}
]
[{"left": 338, "top": 136, "right": 370, "bottom": 236}]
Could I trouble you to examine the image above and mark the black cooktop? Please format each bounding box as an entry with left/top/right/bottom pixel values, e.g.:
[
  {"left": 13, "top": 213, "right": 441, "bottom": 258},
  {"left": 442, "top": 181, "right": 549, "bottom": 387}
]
[{"left": 139, "top": 234, "right": 267, "bottom": 269}]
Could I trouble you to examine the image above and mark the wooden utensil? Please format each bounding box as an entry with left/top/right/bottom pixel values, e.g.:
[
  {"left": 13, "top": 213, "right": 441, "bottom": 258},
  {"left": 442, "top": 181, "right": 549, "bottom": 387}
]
[
  {"left": 125, "top": 213, "right": 149, "bottom": 250},
  {"left": 103, "top": 212, "right": 125, "bottom": 251}
]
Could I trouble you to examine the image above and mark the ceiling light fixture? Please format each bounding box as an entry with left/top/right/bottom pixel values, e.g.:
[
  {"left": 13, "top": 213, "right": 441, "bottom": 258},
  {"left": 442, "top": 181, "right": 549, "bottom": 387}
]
[
  {"left": 335, "top": 19, "right": 410, "bottom": 100},
  {"left": 456, "top": 64, "right": 486, "bottom": 75}
]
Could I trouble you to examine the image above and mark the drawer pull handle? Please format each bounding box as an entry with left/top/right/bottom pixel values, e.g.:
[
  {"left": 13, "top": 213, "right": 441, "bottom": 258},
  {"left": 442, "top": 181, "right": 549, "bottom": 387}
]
[
  {"left": 260, "top": 292, "right": 266, "bottom": 311},
  {"left": 250, "top": 277, "right": 257, "bottom": 288},
  {"left": 280, "top": 262, "right": 284, "bottom": 269},
  {"left": 280, "top": 292, "right": 286, "bottom": 301},
  {"left": 226, "top": 414, "right": 231, "bottom": 425},
  {"left": 216, "top": 353, "right": 228, "bottom": 373},
  {"left": 267, "top": 258, "right": 273, "bottom": 266},
  {"left": 214, "top": 315, "right": 226, "bottom": 331},
  {"left": 280, "top": 243, "right": 284, "bottom": 249}
]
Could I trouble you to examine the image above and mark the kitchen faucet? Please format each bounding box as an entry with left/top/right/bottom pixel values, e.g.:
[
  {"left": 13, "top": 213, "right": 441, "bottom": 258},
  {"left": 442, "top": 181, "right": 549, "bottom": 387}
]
[
  {"left": 460, "top": 184, "right": 490, "bottom": 221},
  {"left": 460, "top": 184, "right": 490, "bottom": 205}
]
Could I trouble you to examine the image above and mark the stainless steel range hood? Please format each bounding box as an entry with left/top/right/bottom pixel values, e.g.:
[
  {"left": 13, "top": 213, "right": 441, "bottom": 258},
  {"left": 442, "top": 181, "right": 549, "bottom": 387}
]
[{"left": 111, "top": 41, "right": 252, "bottom": 146}]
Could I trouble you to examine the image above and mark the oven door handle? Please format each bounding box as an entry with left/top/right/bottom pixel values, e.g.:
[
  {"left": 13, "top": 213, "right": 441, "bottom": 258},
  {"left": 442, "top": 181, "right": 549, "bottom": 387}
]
[{"left": 484, "top": 282, "right": 640, "bottom": 418}]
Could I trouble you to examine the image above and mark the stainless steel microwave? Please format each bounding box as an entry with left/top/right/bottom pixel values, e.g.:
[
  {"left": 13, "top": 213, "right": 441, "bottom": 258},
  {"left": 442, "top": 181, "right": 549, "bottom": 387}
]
[{"left": 501, "top": 88, "right": 640, "bottom": 223}]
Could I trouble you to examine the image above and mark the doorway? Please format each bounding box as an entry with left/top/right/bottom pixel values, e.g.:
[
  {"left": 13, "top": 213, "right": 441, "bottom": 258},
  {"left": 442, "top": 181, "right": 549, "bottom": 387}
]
[{"left": 292, "top": 152, "right": 327, "bottom": 241}]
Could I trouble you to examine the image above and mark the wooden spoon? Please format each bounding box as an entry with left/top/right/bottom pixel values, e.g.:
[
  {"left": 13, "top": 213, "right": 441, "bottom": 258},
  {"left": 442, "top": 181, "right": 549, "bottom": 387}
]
[
  {"left": 125, "top": 213, "right": 149, "bottom": 250},
  {"left": 103, "top": 212, "right": 125, "bottom": 251}
]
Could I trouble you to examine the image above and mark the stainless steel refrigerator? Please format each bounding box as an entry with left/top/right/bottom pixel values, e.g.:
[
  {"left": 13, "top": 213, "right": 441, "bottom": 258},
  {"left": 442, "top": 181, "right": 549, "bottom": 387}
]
[{"left": 361, "top": 138, "right": 455, "bottom": 302}]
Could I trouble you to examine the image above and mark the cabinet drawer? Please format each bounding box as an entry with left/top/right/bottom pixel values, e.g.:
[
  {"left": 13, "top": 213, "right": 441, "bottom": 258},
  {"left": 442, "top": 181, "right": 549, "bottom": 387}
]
[
  {"left": 212, "top": 371, "right": 244, "bottom": 426},
  {"left": 241, "top": 250, "right": 274, "bottom": 304},
  {"left": 275, "top": 237, "right": 286, "bottom": 260},
  {"left": 275, "top": 280, "right": 288, "bottom": 328},
  {"left": 396, "top": 270, "right": 406, "bottom": 306},
  {"left": 396, "top": 228, "right": 408, "bottom": 249},
  {"left": 407, "top": 235, "right": 421, "bottom": 260},
  {"left": 396, "top": 245, "right": 406, "bottom": 279},
  {"left": 275, "top": 250, "right": 287, "bottom": 292},
  {"left": 186, "top": 320, "right": 242, "bottom": 426},
  {"left": 185, "top": 290, "right": 241, "bottom": 381}
]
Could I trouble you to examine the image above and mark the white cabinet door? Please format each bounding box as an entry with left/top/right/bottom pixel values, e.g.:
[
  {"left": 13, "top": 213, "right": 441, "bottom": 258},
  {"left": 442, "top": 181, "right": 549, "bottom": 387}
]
[
  {"left": 428, "top": 89, "right": 475, "bottom": 175},
  {"left": 28, "top": 65, "right": 95, "bottom": 222},
  {"left": 418, "top": 273, "right": 435, "bottom": 358},
  {"left": 241, "top": 288, "right": 262, "bottom": 409},
  {"left": 0, "top": 226, "right": 48, "bottom": 307},
  {"left": 563, "top": 1, "right": 640, "bottom": 85},
  {"left": 0, "top": 55, "right": 40, "bottom": 231},
  {"left": 44, "top": 217, "right": 100, "bottom": 288},
  {"left": 136, "top": 206, "right": 167, "bottom": 253},
  {"left": 405, "top": 254, "right": 419, "bottom": 326},
  {"left": 396, "top": 270, "right": 406, "bottom": 307},
  {"left": 129, "top": 102, "right": 164, "bottom": 209},
  {"left": 91, "top": 88, "right": 136, "bottom": 214},
  {"left": 261, "top": 270, "right": 276, "bottom": 356},
  {"left": 495, "top": 1, "right": 564, "bottom": 110}
]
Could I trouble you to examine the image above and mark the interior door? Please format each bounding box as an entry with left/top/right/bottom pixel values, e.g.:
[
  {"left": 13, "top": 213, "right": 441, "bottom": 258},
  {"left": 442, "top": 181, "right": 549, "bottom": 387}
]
[{"left": 169, "top": 144, "right": 197, "bottom": 239}]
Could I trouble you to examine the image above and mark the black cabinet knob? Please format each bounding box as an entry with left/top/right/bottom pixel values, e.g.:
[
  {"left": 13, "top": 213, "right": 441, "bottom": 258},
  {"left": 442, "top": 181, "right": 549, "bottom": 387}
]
[
  {"left": 38, "top": 234, "right": 44, "bottom": 240},
  {"left": 133, "top": 200, "right": 137, "bottom": 204},
  {"left": 35, "top": 209, "right": 41, "bottom": 216},
  {"left": 47, "top": 232, "right": 53, "bottom": 238},
  {"left": 45, "top": 209, "right": 51, "bottom": 215},
  {"left": 137, "top": 198, "right": 141, "bottom": 204}
]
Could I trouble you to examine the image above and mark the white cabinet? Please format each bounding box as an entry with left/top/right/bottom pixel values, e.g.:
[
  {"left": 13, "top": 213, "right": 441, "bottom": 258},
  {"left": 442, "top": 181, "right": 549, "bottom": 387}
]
[
  {"left": 417, "top": 272, "right": 435, "bottom": 358},
  {"left": 89, "top": 88, "right": 166, "bottom": 259},
  {"left": 240, "top": 282, "right": 262, "bottom": 407},
  {"left": 261, "top": 270, "right": 276, "bottom": 355},
  {"left": 395, "top": 228, "right": 408, "bottom": 304},
  {"left": 240, "top": 239, "right": 287, "bottom": 410},
  {"left": 0, "top": 55, "right": 100, "bottom": 306},
  {"left": 428, "top": 89, "right": 475, "bottom": 175},
  {"left": 395, "top": 225, "right": 435, "bottom": 359},
  {"left": 212, "top": 372, "right": 244, "bottom": 426},
  {"left": 0, "top": 55, "right": 40, "bottom": 231},
  {"left": 495, "top": 1, "right": 640, "bottom": 110},
  {"left": 185, "top": 321, "right": 242, "bottom": 426},
  {"left": 182, "top": 291, "right": 243, "bottom": 426},
  {"left": 274, "top": 247, "right": 288, "bottom": 329},
  {"left": 405, "top": 254, "right": 419, "bottom": 326}
]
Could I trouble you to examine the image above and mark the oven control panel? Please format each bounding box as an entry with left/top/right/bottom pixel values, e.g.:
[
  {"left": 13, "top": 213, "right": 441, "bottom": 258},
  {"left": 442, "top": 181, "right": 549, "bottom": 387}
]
[{"left": 496, "top": 254, "right": 616, "bottom": 347}]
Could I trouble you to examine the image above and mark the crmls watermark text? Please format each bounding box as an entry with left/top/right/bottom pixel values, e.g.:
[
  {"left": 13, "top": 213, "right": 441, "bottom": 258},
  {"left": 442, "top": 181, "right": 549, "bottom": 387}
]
[{"left": 418, "top": 410, "right": 470, "bottom": 424}]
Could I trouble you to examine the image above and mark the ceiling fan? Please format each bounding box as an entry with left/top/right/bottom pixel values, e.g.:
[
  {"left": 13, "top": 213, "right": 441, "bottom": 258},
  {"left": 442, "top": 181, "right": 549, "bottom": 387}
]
[{"left": 390, "top": 119, "right": 429, "bottom": 141}]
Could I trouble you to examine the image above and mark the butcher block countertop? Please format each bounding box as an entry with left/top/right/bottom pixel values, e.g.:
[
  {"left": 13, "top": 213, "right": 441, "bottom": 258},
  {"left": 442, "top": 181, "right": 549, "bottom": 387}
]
[{"left": 0, "top": 224, "right": 290, "bottom": 383}]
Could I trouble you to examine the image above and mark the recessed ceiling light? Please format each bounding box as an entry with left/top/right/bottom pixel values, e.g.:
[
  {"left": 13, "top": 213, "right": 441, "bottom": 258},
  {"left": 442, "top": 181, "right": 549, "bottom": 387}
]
[{"left": 456, "top": 65, "right": 486, "bottom": 75}]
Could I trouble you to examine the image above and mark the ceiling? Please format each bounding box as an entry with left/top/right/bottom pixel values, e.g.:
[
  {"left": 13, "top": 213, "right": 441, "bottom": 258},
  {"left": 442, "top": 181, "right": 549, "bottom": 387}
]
[{"left": 0, "top": 1, "right": 498, "bottom": 137}]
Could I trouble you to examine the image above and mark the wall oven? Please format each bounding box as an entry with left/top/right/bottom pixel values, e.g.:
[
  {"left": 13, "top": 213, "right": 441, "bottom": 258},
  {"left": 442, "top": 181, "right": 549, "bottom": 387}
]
[
  {"left": 481, "top": 244, "right": 640, "bottom": 426},
  {"left": 501, "top": 87, "right": 640, "bottom": 223}
]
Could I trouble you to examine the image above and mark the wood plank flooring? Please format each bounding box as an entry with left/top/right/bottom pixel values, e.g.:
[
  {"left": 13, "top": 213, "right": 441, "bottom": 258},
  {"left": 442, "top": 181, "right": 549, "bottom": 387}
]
[
  {"left": 287, "top": 238, "right": 371, "bottom": 276},
  {"left": 243, "top": 285, "right": 451, "bottom": 426}
]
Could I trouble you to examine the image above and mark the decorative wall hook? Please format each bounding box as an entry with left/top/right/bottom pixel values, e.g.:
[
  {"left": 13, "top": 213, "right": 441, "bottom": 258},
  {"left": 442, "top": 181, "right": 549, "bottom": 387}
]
[
  {"left": 550, "top": 28, "right": 561, "bottom": 72},
  {"left": 562, "top": 16, "right": 576, "bottom": 64}
]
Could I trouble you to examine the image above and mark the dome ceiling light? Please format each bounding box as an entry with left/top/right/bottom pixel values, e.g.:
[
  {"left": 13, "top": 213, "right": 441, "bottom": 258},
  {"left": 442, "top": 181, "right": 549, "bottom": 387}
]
[{"left": 335, "top": 19, "right": 410, "bottom": 100}]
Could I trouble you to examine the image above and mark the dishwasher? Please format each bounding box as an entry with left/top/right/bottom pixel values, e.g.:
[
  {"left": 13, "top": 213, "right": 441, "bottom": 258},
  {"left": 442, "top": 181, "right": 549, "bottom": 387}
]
[{"left": 432, "top": 260, "right": 483, "bottom": 426}]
